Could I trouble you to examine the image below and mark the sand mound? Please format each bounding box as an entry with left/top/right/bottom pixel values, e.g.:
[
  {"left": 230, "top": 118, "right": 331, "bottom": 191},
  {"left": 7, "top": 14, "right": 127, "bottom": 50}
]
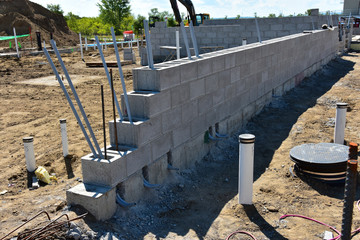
[{"left": 0, "top": 0, "right": 78, "bottom": 47}]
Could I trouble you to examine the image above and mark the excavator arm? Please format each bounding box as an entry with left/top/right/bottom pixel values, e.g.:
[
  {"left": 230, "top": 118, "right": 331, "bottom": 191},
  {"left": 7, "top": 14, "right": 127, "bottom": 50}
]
[{"left": 169, "top": 0, "right": 196, "bottom": 25}]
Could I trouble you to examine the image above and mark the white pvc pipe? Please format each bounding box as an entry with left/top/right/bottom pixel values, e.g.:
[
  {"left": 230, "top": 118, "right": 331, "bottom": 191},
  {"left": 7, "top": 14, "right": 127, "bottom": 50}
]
[
  {"left": 176, "top": 31, "right": 180, "bottom": 59},
  {"left": 242, "top": 38, "right": 247, "bottom": 46},
  {"left": 238, "top": 134, "right": 255, "bottom": 205},
  {"left": 23, "top": 137, "right": 36, "bottom": 172},
  {"left": 13, "top": 27, "right": 20, "bottom": 58},
  {"left": 104, "top": 38, "right": 107, "bottom": 50},
  {"left": 334, "top": 103, "right": 348, "bottom": 144},
  {"left": 60, "top": 119, "right": 69, "bottom": 157},
  {"left": 79, "top": 33, "right": 83, "bottom": 60},
  {"left": 85, "top": 37, "right": 88, "bottom": 51}
]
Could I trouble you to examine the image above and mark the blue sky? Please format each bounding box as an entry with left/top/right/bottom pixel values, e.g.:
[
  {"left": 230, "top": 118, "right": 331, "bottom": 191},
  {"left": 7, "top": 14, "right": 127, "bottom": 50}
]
[{"left": 31, "top": 0, "right": 343, "bottom": 18}]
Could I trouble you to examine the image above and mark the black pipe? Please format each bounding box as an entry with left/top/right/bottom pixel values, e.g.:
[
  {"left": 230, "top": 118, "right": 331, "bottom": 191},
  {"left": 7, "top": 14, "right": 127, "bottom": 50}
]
[{"left": 36, "top": 31, "right": 42, "bottom": 51}]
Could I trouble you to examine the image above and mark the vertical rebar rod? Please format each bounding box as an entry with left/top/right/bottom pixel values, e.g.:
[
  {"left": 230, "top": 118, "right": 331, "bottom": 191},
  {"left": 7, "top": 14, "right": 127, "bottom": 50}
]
[
  {"left": 180, "top": 21, "right": 192, "bottom": 59},
  {"left": 110, "top": 69, "right": 118, "bottom": 151},
  {"left": 50, "top": 40, "right": 104, "bottom": 159},
  {"left": 111, "top": 27, "right": 133, "bottom": 124},
  {"left": 79, "top": 33, "right": 83, "bottom": 60},
  {"left": 43, "top": 47, "right": 98, "bottom": 158},
  {"left": 143, "top": 20, "right": 155, "bottom": 69},
  {"left": 255, "top": 17, "right": 262, "bottom": 43},
  {"left": 189, "top": 21, "right": 200, "bottom": 58},
  {"left": 101, "top": 85, "right": 107, "bottom": 160},
  {"left": 95, "top": 35, "right": 124, "bottom": 122},
  {"left": 341, "top": 143, "right": 358, "bottom": 240}
]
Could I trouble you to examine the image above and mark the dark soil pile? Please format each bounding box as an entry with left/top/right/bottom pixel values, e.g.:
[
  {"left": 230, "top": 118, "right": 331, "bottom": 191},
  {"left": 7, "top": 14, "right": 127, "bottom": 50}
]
[{"left": 0, "top": 0, "right": 78, "bottom": 48}]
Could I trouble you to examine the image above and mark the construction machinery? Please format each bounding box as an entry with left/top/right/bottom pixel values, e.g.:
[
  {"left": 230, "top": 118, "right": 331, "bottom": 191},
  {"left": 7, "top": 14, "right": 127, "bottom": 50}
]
[{"left": 169, "top": 0, "right": 209, "bottom": 26}]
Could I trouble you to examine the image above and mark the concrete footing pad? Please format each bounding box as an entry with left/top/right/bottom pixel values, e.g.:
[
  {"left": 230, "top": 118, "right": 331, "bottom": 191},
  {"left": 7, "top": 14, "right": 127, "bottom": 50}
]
[{"left": 66, "top": 183, "right": 117, "bottom": 220}]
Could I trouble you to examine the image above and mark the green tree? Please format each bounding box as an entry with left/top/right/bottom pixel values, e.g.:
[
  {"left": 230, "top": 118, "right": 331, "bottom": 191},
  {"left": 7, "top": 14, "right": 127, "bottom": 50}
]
[
  {"left": 133, "top": 14, "right": 145, "bottom": 35},
  {"left": 236, "top": 15, "right": 240, "bottom": 19},
  {"left": 97, "top": 0, "right": 131, "bottom": 34},
  {"left": 46, "top": 4, "right": 64, "bottom": 15},
  {"left": 65, "top": 12, "right": 81, "bottom": 31},
  {"left": 268, "top": 13, "right": 276, "bottom": 18},
  {"left": 148, "top": 8, "right": 178, "bottom": 27},
  {"left": 306, "top": 9, "right": 312, "bottom": 16}
]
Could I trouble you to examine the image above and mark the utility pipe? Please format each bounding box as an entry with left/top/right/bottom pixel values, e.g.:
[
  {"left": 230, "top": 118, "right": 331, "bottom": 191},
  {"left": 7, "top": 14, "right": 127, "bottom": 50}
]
[
  {"left": 59, "top": 119, "right": 69, "bottom": 157},
  {"left": 176, "top": 30, "right": 180, "bottom": 59},
  {"left": 189, "top": 21, "right": 200, "bottom": 58},
  {"left": 242, "top": 38, "right": 247, "bottom": 46},
  {"left": 334, "top": 102, "right": 347, "bottom": 144},
  {"left": 79, "top": 33, "right": 83, "bottom": 60},
  {"left": 43, "top": 47, "right": 99, "bottom": 158},
  {"left": 143, "top": 20, "right": 155, "bottom": 69},
  {"left": 95, "top": 35, "right": 124, "bottom": 121},
  {"left": 104, "top": 38, "right": 107, "bottom": 50},
  {"left": 238, "top": 134, "right": 255, "bottom": 205},
  {"left": 23, "top": 137, "right": 36, "bottom": 172},
  {"left": 13, "top": 27, "right": 19, "bottom": 58},
  {"left": 180, "top": 21, "right": 192, "bottom": 59},
  {"left": 111, "top": 27, "right": 133, "bottom": 124},
  {"left": 50, "top": 40, "right": 104, "bottom": 158}
]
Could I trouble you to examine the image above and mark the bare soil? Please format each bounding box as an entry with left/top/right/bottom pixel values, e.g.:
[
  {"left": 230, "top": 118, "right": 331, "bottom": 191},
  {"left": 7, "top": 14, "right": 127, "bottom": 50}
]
[{"left": 1, "top": 49, "right": 360, "bottom": 240}]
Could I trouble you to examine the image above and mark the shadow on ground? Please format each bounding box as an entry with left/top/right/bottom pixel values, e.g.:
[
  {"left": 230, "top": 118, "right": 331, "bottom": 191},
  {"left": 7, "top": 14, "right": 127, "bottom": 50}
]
[{"left": 81, "top": 57, "right": 355, "bottom": 239}]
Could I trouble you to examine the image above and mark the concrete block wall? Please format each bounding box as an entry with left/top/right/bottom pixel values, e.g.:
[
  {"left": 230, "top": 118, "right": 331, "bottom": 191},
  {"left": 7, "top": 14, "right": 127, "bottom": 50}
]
[
  {"left": 67, "top": 28, "right": 340, "bottom": 220},
  {"left": 149, "top": 14, "right": 340, "bottom": 60}
]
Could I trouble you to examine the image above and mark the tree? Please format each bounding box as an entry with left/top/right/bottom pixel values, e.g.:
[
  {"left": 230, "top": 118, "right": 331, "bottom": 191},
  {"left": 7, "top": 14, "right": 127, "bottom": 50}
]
[
  {"left": 133, "top": 15, "right": 145, "bottom": 35},
  {"left": 47, "top": 4, "right": 64, "bottom": 15},
  {"left": 97, "top": 0, "right": 131, "bottom": 34},
  {"left": 148, "top": 8, "right": 178, "bottom": 27},
  {"left": 236, "top": 15, "right": 240, "bottom": 19},
  {"left": 268, "top": 13, "right": 276, "bottom": 18}
]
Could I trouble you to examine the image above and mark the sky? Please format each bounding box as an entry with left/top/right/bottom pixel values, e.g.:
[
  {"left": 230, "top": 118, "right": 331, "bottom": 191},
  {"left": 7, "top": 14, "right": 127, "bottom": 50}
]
[{"left": 30, "top": 0, "right": 344, "bottom": 19}]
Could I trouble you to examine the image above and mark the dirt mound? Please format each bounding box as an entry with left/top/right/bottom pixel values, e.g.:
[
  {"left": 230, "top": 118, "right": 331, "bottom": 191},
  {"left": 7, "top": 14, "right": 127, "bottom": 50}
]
[{"left": 0, "top": 0, "right": 78, "bottom": 48}]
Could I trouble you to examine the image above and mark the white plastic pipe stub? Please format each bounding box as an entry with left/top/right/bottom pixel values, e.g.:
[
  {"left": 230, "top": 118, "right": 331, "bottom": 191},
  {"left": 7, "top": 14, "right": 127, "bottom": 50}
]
[
  {"left": 334, "top": 102, "right": 348, "bottom": 145},
  {"left": 238, "top": 133, "right": 255, "bottom": 205},
  {"left": 60, "top": 119, "right": 69, "bottom": 157},
  {"left": 23, "top": 137, "right": 36, "bottom": 172}
]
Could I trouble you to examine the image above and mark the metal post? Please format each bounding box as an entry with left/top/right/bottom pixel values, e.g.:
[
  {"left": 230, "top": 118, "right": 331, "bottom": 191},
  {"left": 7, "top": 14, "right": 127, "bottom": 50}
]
[
  {"left": 13, "top": 27, "right": 20, "bottom": 58},
  {"left": 176, "top": 30, "right": 180, "bottom": 59},
  {"left": 110, "top": 69, "right": 118, "bottom": 151},
  {"left": 79, "top": 33, "right": 83, "bottom": 60},
  {"left": 238, "top": 134, "right": 255, "bottom": 205},
  {"left": 60, "top": 119, "right": 69, "bottom": 157},
  {"left": 104, "top": 38, "right": 107, "bottom": 50},
  {"left": 255, "top": 17, "right": 262, "bottom": 43},
  {"left": 242, "top": 38, "right": 247, "bottom": 46},
  {"left": 50, "top": 40, "right": 104, "bottom": 158},
  {"left": 95, "top": 36, "right": 124, "bottom": 121},
  {"left": 111, "top": 27, "right": 133, "bottom": 124},
  {"left": 101, "top": 85, "right": 107, "bottom": 160},
  {"left": 43, "top": 47, "right": 99, "bottom": 158},
  {"left": 341, "top": 142, "right": 358, "bottom": 240},
  {"left": 23, "top": 137, "right": 36, "bottom": 172},
  {"left": 189, "top": 21, "right": 200, "bottom": 58},
  {"left": 85, "top": 37, "right": 88, "bottom": 51},
  {"left": 334, "top": 102, "right": 347, "bottom": 144},
  {"left": 143, "top": 20, "right": 155, "bottom": 69},
  {"left": 36, "top": 31, "right": 41, "bottom": 51},
  {"left": 180, "top": 21, "right": 192, "bottom": 59}
]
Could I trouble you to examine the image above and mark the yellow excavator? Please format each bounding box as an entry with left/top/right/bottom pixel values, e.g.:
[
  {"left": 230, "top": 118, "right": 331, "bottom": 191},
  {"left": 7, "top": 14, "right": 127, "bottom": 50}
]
[{"left": 169, "top": 0, "right": 209, "bottom": 26}]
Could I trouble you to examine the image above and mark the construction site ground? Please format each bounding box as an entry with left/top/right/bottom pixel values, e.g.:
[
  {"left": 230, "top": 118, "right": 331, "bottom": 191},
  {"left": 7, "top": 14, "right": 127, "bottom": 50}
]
[{"left": 1, "top": 47, "right": 360, "bottom": 240}]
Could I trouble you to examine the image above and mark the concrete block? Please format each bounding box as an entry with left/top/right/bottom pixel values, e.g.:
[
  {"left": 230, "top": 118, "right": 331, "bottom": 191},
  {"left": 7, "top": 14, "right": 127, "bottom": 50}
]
[
  {"left": 117, "top": 171, "right": 145, "bottom": 203},
  {"left": 151, "top": 133, "right": 172, "bottom": 160},
  {"left": 181, "top": 61, "right": 198, "bottom": 83},
  {"left": 242, "top": 102, "right": 256, "bottom": 122},
  {"left": 227, "top": 111, "right": 243, "bottom": 133},
  {"left": 126, "top": 144, "right": 151, "bottom": 177},
  {"left": 147, "top": 154, "right": 169, "bottom": 184},
  {"left": 230, "top": 67, "right": 241, "bottom": 83},
  {"left": 81, "top": 147, "right": 132, "bottom": 187},
  {"left": 109, "top": 115, "right": 162, "bottom": 147},
  {"left": 162, "top": 106, "right": 182, "bottom": 133},
  {"left": 172, "top": 124, "right": 191, "bottom": 148},
  {"left": 218, "top": 70, "right": 231, "bottom": 88},
  {"left": 205, "top": 74, "right": 219, "bottom": 94},
  {"left": 198, "top": 94, "right": 213, "bottom": 116},
  {"left": 171, "top": 83, "right": 190, "bottom": 107},
  {"left": 225, "top": 53, "right": 236, "bottom": 69},
  {"left": 216, "top": 101, "right": 230, "bottom": 121},
  {"left": 213, "top": 88, "right": 225, "bottom": 106},
  {"left": 213, "top": 55, "right": 225, "bottom": 73},
  {"left": 190, "top": 78, "right": 205, "bottom": 100},
  {"left": 121, "top": 90, "right": 171, "bottom": 119},
  {"left": 190, "top": 114, "right": 207, "bottom": 137},
  {"left": 182, "top": 99, "right": 198, "bottom": 123},
  {"left": 66, "top": 183, "right": 116, "bottom": 221}
]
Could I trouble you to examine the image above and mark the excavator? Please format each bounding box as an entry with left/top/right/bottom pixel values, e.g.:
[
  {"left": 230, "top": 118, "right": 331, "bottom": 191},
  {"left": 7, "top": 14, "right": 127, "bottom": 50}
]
[{"left": 169, "top": 0, "right": 209, "bottom": 26}]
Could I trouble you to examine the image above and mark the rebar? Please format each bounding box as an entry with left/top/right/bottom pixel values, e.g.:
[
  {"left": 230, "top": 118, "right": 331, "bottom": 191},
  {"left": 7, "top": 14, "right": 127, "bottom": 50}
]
[{"left": 341, "top": 142, "right": 358, "bottom": 240}]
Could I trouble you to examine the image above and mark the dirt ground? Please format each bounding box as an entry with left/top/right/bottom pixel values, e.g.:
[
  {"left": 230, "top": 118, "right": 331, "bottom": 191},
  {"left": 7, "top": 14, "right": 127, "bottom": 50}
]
[{"left": 1, "top": 47, "right": 360, "bottom": 240}]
